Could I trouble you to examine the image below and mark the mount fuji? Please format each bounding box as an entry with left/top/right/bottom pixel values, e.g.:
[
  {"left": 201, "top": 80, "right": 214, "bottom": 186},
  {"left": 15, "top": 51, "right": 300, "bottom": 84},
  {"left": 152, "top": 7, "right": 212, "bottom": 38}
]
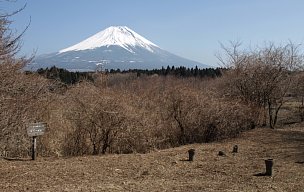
[{"left": 28, "top": 26, "right": 209, "bottom": 71}]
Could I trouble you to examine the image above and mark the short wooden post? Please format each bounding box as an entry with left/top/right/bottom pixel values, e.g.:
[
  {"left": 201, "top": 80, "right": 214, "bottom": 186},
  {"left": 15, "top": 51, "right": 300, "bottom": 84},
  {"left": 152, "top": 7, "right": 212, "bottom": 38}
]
[
  {"left": 232, "top": 145, "right": 238, "bottom": 153},
  {"left": 32, "top": 136, "right": 37, "bottom": 160},
  {"left": 265, "top": 159, "right": 273, "bottom": 176},
  {"left": 188, "top": 149, "right": 195, "bottom": 161}
]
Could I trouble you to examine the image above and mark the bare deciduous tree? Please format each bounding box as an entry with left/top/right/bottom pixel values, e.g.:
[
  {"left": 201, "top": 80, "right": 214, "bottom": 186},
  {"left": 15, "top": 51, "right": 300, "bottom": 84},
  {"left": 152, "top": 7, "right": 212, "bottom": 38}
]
[{"left": 0, "top": 3, "right": 53, "bottom": 157}]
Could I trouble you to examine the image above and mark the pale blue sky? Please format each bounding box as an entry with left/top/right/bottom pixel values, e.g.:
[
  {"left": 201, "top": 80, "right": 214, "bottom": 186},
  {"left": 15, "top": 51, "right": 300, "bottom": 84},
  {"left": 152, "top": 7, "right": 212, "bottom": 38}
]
[{"left": 3, "top": 0, "right": 304, "bottom": 66}]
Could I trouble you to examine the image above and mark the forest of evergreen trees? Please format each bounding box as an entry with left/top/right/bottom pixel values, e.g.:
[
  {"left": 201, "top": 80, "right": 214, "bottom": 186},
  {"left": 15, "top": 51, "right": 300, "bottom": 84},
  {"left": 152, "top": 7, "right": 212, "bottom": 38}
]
[
  {"left": 34, "top": 65, "right": 223, "bottom": 84},
  {"left": 35, "top": 67, "right": 95, "bottom": 84},
  {"left": 113, "top": 65, "right": 223, "bottom": 78}
]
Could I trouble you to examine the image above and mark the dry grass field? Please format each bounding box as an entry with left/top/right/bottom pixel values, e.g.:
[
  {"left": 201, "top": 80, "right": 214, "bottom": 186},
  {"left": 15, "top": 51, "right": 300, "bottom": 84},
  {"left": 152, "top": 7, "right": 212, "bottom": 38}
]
[{"left": 1, "top": 124, "right": 303, "bottom": 192}]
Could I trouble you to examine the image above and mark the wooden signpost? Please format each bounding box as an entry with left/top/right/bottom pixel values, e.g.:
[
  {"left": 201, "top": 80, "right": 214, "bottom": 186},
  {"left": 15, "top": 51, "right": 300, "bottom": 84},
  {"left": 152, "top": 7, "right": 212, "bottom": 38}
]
[{"left": 27, "top": 122, "right": 46, "bottom": 160}]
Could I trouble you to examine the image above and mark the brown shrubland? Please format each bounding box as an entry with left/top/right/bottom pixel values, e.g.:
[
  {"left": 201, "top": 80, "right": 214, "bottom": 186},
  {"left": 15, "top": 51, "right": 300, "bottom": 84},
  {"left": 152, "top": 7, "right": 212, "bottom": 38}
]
[
  {"left": 26, "top": 74, "right": 257, "bottom": 157},
  {"left": 2, "top": 51, "right": 302, "bottom": 157}
]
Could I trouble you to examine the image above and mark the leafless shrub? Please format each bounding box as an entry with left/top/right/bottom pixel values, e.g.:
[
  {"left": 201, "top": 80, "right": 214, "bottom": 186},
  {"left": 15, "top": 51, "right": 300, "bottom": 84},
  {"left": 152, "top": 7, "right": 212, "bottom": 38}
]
[
  {"left": 62, "top": 83, "right": 126, "bottom": 155},
  {"left": 218, "top": 41, "right": 303, "bottom": 128},
  {"left": 160, "top": 82, "right": 257, "bottom": 145}
]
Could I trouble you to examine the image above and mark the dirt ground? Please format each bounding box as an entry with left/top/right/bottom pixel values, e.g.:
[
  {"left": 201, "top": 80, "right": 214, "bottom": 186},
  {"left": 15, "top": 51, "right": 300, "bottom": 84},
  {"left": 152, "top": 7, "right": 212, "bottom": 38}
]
[{"left": 1, "top": 124, "right": 303, "bottom": 192}]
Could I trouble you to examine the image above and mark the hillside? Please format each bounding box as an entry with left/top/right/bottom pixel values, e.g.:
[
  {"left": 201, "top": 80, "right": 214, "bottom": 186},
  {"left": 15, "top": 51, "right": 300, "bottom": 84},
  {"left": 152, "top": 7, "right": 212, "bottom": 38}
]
[{"left": 1, "top": 124, "right": 303, "bottom": 192}]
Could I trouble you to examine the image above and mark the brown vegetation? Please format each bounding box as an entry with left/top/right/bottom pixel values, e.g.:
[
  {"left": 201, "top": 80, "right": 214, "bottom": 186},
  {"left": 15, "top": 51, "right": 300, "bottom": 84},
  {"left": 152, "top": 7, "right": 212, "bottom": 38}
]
[{"left": 0, "top": 6, "right": 54, "bottom": 157}]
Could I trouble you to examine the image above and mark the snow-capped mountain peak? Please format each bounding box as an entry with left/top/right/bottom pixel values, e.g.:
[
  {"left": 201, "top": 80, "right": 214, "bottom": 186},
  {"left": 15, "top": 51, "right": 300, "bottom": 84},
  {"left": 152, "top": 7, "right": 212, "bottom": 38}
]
[
  {"left": 59, "top": 26, "right": 159, "bottom": 54},
  {"left": 30, "top": 26, "right": 209, "bottom": 71}
]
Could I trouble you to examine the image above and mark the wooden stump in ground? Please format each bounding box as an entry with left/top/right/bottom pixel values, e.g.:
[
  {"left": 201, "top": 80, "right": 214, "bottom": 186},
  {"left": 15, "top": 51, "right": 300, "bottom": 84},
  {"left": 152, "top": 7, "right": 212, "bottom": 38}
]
[
  {"left": 265, "top": 159, "right": 274, "bottom": 176},
  {"left": 232, "top": 145, "right": 238, "bottom": 153},
  {"left": 188, "top": 149, "right": 195, "bottom": 161}
]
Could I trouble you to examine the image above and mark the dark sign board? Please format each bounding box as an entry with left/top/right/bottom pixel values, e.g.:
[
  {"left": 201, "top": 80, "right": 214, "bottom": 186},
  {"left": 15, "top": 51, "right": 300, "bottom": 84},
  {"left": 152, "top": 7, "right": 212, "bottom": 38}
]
[{"left": 27, "top": 122, "right": 46, "bottom": 137}]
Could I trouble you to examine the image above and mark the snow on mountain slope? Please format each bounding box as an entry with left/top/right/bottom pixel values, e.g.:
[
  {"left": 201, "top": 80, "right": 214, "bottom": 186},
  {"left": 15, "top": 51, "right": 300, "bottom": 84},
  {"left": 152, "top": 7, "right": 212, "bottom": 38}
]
[{"left": 59, "top": 26, "right": 159, "bottom": 54}]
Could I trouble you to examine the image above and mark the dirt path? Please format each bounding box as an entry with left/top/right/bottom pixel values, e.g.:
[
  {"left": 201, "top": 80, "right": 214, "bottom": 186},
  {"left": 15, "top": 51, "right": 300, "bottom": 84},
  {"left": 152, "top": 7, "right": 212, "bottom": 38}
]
[{"left": 1, "top": 125, "right": 303, "bottom": 192}]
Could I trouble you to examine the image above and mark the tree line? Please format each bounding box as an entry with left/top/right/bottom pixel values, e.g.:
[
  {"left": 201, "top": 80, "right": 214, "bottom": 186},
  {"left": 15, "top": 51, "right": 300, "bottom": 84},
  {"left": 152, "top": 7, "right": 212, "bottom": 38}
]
[
  {"left": 111, "top": 66, "right": 223, "bottom": 78},
  {"left": 34, "top": 65, "right": 223, "bottom": 85}
]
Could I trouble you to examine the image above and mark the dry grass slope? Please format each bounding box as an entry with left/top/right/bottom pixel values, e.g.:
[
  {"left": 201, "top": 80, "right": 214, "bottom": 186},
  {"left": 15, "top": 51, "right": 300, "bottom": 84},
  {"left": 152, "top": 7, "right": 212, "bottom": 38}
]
[{"left": 1, "top": 124, "right": 303, "bottom": 192}]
